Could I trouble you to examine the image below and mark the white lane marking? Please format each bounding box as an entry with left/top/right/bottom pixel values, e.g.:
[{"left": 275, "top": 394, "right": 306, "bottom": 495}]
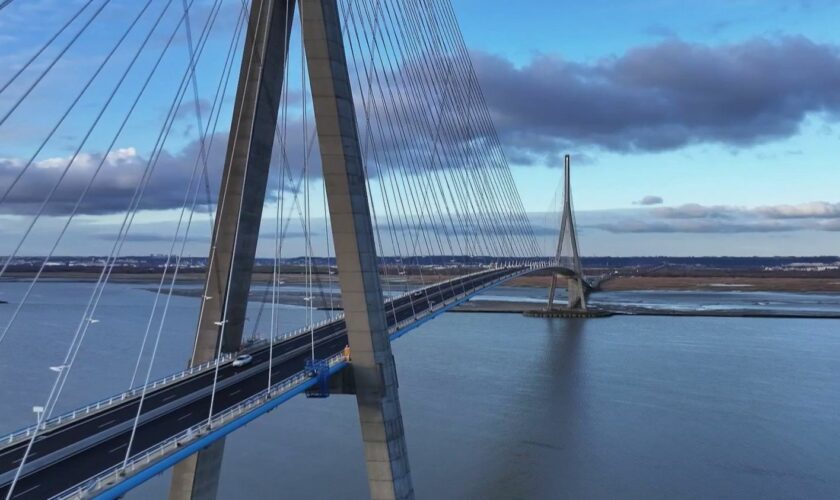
[
  {"left": 108, "top": 443, "right": 128, "bottom": 454},
  {"left": 228, "top": 389, "right": 241, "bottom": 396},
  {"left": 162, "top": 393, "right": 177, "bottom": 402},
  {"left": 177, "top": 412, "right": 193, "bottom": 422},
  {"left": 97, "top": 418, "right": 117, "bottom": 429},
  {"left": 13, "top": 484, "right": 41, "bottom": 497}
]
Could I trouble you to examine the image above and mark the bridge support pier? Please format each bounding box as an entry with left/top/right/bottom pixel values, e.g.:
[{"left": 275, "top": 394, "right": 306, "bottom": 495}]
[
  {"left": 567, "top": 277, "right": 586, "bottom": 310},
  {"left": 547, "top": 273, "right": 558, "bottom": 309},
  {"left": 546, "top": 274, "right": 587, "bottom": 311},
  {"left": 301, "top": 1, "right": 413, "bottom": 498},
  {"left": 169, "top": 448, "right": 224, "bottom": 500}
]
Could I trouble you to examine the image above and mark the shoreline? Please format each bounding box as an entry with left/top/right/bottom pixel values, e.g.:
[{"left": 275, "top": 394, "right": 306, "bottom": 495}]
[
  {"left": 450, "top": 300, "right": 840, "bottom": 319},
  {"left": 122, "top": 288, "right": 840, "bottom": 319},
  {"left": 3, "top": 272, "right": 840, "bottom": 293},
  {"left": 2, "top": 276, "right": 839, "bottom": 319}
]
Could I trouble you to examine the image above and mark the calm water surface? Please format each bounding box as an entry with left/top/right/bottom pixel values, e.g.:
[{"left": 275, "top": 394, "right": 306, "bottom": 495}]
[{"left": 0, "top": 282, "right": 838, "bottom": 499}]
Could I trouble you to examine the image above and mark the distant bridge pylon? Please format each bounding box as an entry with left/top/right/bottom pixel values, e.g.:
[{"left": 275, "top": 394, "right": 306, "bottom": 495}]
[{"left": 547, "top": 155, "right": 588, "bottom": 311}]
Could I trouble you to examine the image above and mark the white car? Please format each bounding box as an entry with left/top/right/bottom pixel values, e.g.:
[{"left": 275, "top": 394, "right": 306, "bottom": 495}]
[{"left": 232, "top": 354, "right": 253, "bottom": 368}]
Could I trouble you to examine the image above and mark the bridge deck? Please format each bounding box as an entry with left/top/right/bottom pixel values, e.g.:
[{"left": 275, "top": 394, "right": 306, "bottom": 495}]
[{"left": 0, "top": 266, "right": 534, "bottom": 499}]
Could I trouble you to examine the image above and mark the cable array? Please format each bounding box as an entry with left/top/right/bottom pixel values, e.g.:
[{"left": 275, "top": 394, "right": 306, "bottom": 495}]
[
  {"left": 339, "top": 0, "right": 541, "bottom": 278},
  {"left": 0, "top": 2, "right": 551, "bottom": 495}
]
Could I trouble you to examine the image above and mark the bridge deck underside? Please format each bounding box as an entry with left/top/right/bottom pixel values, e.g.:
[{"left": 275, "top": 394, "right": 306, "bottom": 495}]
[{"left": 0, "top": 266, "right": 533, "bottom": 499}]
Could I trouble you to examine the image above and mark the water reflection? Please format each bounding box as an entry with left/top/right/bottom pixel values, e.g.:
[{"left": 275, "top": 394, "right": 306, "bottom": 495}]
[{"left": 472, "top": 318, "right": 586, "bottom": 499}]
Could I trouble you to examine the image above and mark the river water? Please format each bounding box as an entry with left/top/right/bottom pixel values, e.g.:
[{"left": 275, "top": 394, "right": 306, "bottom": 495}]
[{"left": 0, "top": 282, "right": 839, "bottom": 499}]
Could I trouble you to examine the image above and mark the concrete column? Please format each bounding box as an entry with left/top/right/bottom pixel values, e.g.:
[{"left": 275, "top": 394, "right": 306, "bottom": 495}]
[
  {"left": 300, "top": 1, "right": 414, "bottom": 498},
  {"left": 547, "top": 155, "right": 587, "bottom": 311},
  {"left": 170, "top": 1, "right": 295, "bottom": 498},
  {"left": 547, "top": 273, "right": 559, "bottom": 309},
  {"left": 567, "top": 278, "right": 586, "bottom": 310},
  {"left": 562, "top": 155, "right": 585, "bottom": 280}
]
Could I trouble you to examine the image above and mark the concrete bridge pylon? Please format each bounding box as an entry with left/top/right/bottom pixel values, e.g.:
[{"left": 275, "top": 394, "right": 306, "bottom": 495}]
[
  {"left": 170, "top": 1, "right": 413, "bottom": 499},
  {"left": 547, "top": 155, "right": 587, "bottom": 311}
]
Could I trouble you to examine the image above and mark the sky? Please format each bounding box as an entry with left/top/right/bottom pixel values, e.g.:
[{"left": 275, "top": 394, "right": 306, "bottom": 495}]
[
  {"left": 456, "top": 0, "right": 840, "bottom": 256},
  {"left": 0, "top": 0, "right": 839, "bottom": 257}
]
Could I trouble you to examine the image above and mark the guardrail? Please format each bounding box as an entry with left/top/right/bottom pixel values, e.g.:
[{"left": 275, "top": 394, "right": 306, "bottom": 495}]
[
  {"left": 1, "top": 265, "right": 533, "bottom": 448},
  {"left": 1, "top": 353, "right": 238, "bottom": 447},
  {"left": 389, "top": 265, "right": 533, "bottom": 334},
  {"left": 1, "top": 316, "right": 350, "bottom": 447},
  {"left": 53, "top": 353, "right": 346, "bottom": 500}
]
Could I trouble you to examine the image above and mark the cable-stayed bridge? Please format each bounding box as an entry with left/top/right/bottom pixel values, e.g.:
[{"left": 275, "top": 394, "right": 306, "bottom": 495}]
[{"left": 0, "top": 1, "right": 589, "bottom": 498}]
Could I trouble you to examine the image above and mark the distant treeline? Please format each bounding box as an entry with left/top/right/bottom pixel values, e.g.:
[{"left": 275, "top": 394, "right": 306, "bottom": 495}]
[
  {"left": 580, "top": 256, "right": 840, "bottom": 269},
  {"left": 2, "top": 255, "right": 838, "bottom": 273}
]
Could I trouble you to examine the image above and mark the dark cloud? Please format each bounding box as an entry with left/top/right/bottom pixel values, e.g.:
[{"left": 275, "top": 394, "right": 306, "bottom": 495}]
[
  {"left": 651, "top": 201, "right": 840, "bottom": 220},
  {"left": 754, "top": 202, "right": 840, "bottom": 219},
  {"left": 634, "top": 195, "right": 663, "bottom": 206},
  {"left": 0, "top": 136, "right": 226, "bottom": 216},
  {"left": 0, "top": 41, "right": 512, "bottom": 218},
  {"left": 471, "top": 36, "right": 840, "bottom": 160},
  {"left": 653, "top": 204, "right": 741, "bottom": 219},
  {"left": 6, "top": 32, "right": 839, "bottom": 222},
  {"left": 380, "top": 220, "right": 556, "bottom": 237},
  {"left": 818, "top": 219, "right": 840, "bottom": 231},
  {"left": 592, "top": 219, "right": 801, "bottom": 234},
  {"left": 595, "top": 201, "right": 840, "bottom": 233},
  {"left": 337, "top": 47, "right": 529, "bottom": 179},
  {"left": 0, "top": 119, "right": 326, "bottom": 216}
]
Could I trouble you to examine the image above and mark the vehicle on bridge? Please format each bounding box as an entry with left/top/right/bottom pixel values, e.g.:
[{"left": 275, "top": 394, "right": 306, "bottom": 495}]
[{"left": 232, "top": 354, "right": 253, "bottom": 368}]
